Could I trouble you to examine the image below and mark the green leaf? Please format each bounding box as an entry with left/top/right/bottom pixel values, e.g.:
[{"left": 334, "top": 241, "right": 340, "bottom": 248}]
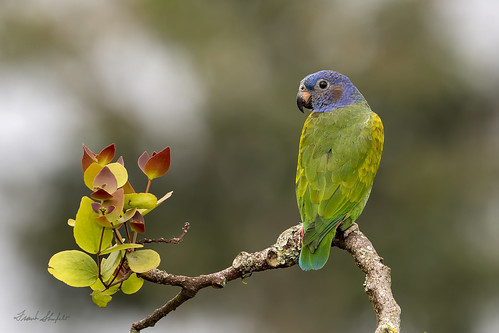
[
  {"left": 127, "top": 249, "right": 161, "bottom": 273},
  {"left": 91, "top": 289, "right": 113, "bottom": 308},
  {"left": 117, "top": 208, "right": 137, "bottom": 224},
  {"left": 124, "top": 193, "right": 157, "bottom": 210},
  {"left": 48, "top": 250, "right": 98, "bottom": 287},
  {"left": 141, "top": 191, "right": 173, "bottom": 216},
  {"left": 74, "top": 197, "right": 113, "bottom": 254},
  {"left": 121, "top": 273, "right": 144, "bottom": 294},
  {"left": 100, "top": 250, "right": 122, "bottom": 281},
  {"left": 100, "top": 243, "right": 143, "bottom": 255},
  {"left": 90, "top": 277, "right": 120, "bottom": 308}
]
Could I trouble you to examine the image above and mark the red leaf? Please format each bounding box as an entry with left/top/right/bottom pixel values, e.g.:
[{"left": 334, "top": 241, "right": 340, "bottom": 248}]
[
  {"left": 96, "top": 143, "right": 116, "bottom": 166},
  {"left": 106, "top": 206, "right": 115, "bottom": 214},
  {"left": 91, "top": 202, "right": 102, "bottom": 214},
  {"left": 92, "top": 166, "right": 118, "bottom": 194},
  {"left": 91, "top": 188, "right": 114, "bottom": 201},
  {"left": 102, "top": 188, "right": 125, "bottom": 222},
  {"left": 129, "top": 211, "right": 145, "bottom": 233},
  {"left": 130, "top": 221, "right": 145, "bottom": 233},
  {"left": 82, "top": 144, "right": 97, "bottom": 172},
  {"left": 144, "top": 147, "right": 171, "bottom": 180},
  {"left": 94, "top": 215, "right": 113, "bottom": 228},
  {"left": 137, "top": 151, "right": 150, "bottom": 174},
  {"left": 130, "top": 210, "right": 145, "bottom": 223}
]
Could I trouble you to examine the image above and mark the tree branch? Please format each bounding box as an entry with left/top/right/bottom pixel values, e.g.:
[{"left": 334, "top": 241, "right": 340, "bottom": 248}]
[
  {"left": 136, "top": 222, "right": 190, "bottom": 245},
  {"left": 131, "top": 223, "right": 400, "bottom": 333},
  {"left": 334, "top": 224, "right": 401, "bottom": 333}
]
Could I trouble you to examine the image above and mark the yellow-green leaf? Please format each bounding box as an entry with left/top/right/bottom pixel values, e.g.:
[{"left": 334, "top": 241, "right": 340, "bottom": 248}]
[
  {"left": 74, "top": 197, "right": 113, "bottom": 254},
  {"left": 83, "top": 163, "right": 103, "bottom": 190},
  {"left": 91, "top": 289, "right": 112, "bottom": 308},
  {"left": 90, "top": 278, "right": 120, "bottom": 294},
  {"left": 100, "top": 243, "right": 143, "bottom": 255},
  {"left": 124, "top": 193, "right": 157, "bottom": 210},
  {"left": 117, "top": 208, "right": 137, "bottom": 224},
  {"left": 48, "top": 250, "right": 98, "bottom": 287},
  {"left": 107, "top": 163, "right": 128, "bottom": 188},
  {"left": 127, "top": 249, "right": 161, "bottom": 273},
  {"left": 141, "top": 191, "right": 173, "bottom": 216},
  {"left": 121, "top": 273, "right": 144, "bottom": 294},
  {"left": 100, "top": 250, "right": 122, "bottom": 281}
]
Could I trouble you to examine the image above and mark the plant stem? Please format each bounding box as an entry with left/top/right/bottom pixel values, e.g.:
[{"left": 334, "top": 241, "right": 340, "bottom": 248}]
[
  {"left": 98, "top": 227, "right": 105, "bottom": 252},
  {"left": 108, "top": 269, "right": 132, "bottom": 288},
  {"left": 97, "top": 227, "right": 106, "bottom": 287},
  {"left": 108, "top": 253, "right": 127, "bottom": 287},
  {"left": 114, "top": 228, "right": 124, "bottom": 244},
  {"left": 124, "top": 222, "right": 131, "bottom": 243}
]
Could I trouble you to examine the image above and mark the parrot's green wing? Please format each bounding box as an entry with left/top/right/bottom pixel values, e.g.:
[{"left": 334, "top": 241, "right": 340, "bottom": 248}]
[{"left": 296, "top": 103, "right": 383, "bottom": 270}]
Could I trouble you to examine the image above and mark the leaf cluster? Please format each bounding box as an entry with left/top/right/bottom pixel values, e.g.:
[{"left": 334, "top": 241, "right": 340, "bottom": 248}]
[{"left": 48, "top": 144, "right": 172, "bottom": 307}]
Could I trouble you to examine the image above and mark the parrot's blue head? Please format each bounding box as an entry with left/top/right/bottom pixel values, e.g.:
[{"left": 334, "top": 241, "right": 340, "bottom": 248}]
[{"left": 296, "top": 70, "right": 366, "bottom": 113}]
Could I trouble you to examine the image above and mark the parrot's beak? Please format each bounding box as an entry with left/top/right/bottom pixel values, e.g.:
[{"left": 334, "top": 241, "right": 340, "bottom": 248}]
[{"left": 296, "top": 90, "right": 312, "bottom": 113}]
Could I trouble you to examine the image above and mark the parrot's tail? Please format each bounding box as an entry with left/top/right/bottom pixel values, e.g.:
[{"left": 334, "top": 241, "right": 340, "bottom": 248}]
[{"left": 299, "top": 230, "right": 335, "bottom": 271}]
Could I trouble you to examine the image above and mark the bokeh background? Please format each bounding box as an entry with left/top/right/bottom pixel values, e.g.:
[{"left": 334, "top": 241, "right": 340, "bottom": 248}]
[{"left": 2, "top": 0, "right": 499, "bottom": 332}]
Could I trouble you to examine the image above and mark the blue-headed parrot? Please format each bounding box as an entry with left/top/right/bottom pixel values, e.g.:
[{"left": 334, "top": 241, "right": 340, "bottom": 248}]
[{"left": 295, "top": 70, "right": 384, "bottom": 271}]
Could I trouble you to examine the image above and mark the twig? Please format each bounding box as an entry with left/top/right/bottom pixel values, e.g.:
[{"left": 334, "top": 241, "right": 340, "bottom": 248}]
[
  {"left": 130, "top": 223, "right": 400, "bottom": 333},
  {"left": 136, "top": 222, "right": 190, "bottom": 245}
]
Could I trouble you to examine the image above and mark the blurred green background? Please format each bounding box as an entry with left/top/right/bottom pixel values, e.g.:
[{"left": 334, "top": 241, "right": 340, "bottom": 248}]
[{"left": 2, "top": 0, "right": 499, "bottom": 332}]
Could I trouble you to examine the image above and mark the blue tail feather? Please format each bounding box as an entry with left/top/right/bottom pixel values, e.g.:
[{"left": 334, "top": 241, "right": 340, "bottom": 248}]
[{"left": 299, "top": 231, "right": 335, "bottom": 271}]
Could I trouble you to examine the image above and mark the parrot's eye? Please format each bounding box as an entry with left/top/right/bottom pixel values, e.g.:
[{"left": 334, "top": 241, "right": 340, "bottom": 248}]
[{"left": 318, "top": 80, "right": 329, "bottom": 89}]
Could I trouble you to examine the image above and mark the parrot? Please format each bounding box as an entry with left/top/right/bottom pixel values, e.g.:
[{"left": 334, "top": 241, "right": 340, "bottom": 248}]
[{"left": 295, "top": 70, "right": 384, "bottom": 271}]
